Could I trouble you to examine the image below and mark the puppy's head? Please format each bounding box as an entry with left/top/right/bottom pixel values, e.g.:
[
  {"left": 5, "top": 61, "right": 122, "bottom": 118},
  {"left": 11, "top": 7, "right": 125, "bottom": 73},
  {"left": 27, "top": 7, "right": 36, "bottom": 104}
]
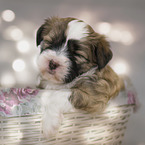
[{"left": 36, "top": 17, "right": 112, "bottom": 84}]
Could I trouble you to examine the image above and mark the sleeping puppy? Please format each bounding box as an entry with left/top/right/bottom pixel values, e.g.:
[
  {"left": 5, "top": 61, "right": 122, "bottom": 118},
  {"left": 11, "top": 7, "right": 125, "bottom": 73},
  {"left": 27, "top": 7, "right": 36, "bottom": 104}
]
[{"left": 36, "top": 16, "right": 124, "bottom": 137}]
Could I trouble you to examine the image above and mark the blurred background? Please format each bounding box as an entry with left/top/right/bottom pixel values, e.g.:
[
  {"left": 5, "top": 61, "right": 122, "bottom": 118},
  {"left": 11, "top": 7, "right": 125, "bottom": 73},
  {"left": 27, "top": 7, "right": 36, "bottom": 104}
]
[{"left": 0, "top": 0, "right": 145, "bottom": 144}]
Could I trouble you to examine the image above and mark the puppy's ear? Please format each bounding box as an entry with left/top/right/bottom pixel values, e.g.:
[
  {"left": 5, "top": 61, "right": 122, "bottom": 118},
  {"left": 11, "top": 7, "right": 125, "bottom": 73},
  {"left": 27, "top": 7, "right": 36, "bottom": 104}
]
[
  {"left": 93, "top": 35, "right": 113, "bottom": 69},
  {"left": 36, "top": 24, "right": 45, "bottom": 46}
]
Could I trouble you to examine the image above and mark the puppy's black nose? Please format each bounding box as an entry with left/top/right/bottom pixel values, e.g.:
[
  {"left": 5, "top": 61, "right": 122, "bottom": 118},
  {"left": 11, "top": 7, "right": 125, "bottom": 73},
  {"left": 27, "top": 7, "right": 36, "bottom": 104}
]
[{"left": 49, "top": 60, "right": 59, "bottom": 70}]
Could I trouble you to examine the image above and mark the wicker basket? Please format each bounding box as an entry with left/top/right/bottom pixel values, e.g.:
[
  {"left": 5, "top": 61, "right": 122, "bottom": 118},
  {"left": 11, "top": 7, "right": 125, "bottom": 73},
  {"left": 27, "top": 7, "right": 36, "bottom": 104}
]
[{"left": 0, "top": 104, "right": 134, "bottom": 145}]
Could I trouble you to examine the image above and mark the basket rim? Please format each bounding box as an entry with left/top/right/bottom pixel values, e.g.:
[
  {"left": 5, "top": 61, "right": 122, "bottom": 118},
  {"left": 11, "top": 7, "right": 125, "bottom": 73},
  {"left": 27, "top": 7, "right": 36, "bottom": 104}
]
[{"left": 0, "top": 104, "right": 135, "bottom": 119}]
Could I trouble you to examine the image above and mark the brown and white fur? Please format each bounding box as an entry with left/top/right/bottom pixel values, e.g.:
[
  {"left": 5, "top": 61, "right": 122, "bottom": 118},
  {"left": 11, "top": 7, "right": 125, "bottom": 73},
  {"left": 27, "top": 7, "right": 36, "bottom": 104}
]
[{"left": 36, "top": 17, "right": 124, "bottom": 137}]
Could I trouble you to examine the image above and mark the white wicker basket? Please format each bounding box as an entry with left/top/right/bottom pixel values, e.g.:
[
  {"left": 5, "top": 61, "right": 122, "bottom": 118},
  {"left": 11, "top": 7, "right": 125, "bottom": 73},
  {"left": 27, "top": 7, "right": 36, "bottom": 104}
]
[{"left": 0, "top": 104, "right": 134, "bottom": 145}]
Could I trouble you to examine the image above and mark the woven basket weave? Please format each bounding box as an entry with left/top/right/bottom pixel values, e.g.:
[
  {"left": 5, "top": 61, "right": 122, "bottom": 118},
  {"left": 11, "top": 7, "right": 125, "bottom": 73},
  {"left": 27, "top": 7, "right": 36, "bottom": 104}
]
[{"left": 0, "top": 104, "right": 134, "bottom": 145}]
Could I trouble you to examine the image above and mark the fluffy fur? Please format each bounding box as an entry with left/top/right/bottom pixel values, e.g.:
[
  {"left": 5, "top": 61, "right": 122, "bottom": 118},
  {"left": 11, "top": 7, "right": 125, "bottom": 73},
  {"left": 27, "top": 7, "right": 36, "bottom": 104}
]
[
  {"left": 40, "top": 89, "right": 73, "bottom": 137},
  {"left": 36, "top": 16, "right": 124, "bottom": 137}
]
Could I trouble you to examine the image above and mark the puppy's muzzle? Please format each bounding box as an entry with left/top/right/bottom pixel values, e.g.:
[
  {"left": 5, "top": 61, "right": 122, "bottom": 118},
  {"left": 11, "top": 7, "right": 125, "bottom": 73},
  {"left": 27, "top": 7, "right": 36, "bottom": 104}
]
[{"left": 49, "top": 60, "right": 59, "bottom": 70}]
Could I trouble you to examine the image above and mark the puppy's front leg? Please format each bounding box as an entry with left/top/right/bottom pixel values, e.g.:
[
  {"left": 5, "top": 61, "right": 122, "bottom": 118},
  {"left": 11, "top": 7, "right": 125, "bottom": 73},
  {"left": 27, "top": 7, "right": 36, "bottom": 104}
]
[{"left": 40, "top": 90, "right": 73, "bottom": 138}]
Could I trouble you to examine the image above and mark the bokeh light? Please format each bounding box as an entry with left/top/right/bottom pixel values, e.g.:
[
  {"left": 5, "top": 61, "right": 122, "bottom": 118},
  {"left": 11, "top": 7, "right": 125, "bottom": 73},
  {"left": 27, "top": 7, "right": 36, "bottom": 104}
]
[
  {"left": 16, "top": 40, "right": 30, "bottom": 53},
  {"left": 95, "top": 22, "right": 134, "bottom": 45},
  {"left": 1, "top": 10, "right": 15, "bottom": 22},
  {"left": 0, "top": 72, "right": 16, "bottom": 87},
  {"left": 12, "top": 59, "right": 26, "bottom": 72},
  {"left": 96, "top": 22, "right": 112, "bottom": 35},
  {"left": 10, "top": 27, "right": 23, "bottom": 41},
  {"left": 111, "top": 60, "right": 129, "bottom": 75},
  {"left": 3, "top": 26, "right": 23, "bottom": 41},
  {"left": 109, "top": 29, "right": 122, "bottom": 42},
  {"left": 120, "top": 30, "right": 134, "bottom": 45}
]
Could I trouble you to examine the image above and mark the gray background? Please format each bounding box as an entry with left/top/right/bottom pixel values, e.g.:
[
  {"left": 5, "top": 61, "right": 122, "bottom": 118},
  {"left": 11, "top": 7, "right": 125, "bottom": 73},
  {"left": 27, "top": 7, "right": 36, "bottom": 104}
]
[{"left": 0, "top": 0, "right": 145, "bottom": 144}]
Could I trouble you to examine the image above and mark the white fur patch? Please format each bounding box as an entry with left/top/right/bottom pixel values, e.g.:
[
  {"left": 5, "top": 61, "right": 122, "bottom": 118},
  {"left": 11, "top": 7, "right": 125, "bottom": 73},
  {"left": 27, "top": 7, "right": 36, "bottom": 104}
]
[
  {"left": 66, "top": 20, "right": 88, "bottom": 40},
  {"left": 40, "top": 89, "right": 74, "bottom": 137},
  {"left": 37, "top": 49, "right": 70, "bottom": 84}
]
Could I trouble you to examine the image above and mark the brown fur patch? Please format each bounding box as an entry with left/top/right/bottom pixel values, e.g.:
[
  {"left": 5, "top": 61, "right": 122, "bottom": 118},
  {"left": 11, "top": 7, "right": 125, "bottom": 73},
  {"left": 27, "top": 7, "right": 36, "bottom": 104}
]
[
  {"left": 36, "top": 17, "right": 76, "bottom": 47},
  {"left": 70, "top": 66, "right": 124, "bottom": 113}
]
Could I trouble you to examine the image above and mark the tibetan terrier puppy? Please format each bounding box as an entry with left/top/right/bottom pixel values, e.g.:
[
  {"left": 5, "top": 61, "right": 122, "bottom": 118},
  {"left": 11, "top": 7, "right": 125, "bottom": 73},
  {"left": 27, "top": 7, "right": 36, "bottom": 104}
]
[{"left": 36, "top": 17, "right": 124, "bottom": 137}]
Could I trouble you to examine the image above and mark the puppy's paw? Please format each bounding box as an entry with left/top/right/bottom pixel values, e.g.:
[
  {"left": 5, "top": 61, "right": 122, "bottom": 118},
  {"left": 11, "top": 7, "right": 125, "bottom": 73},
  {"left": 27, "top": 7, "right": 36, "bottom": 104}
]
[
  {"left": 42, "top": 115, "right": 62, "bottom": 138},
  {"left": 42, "top": 124, "right": 58, "bottom": 138}
]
